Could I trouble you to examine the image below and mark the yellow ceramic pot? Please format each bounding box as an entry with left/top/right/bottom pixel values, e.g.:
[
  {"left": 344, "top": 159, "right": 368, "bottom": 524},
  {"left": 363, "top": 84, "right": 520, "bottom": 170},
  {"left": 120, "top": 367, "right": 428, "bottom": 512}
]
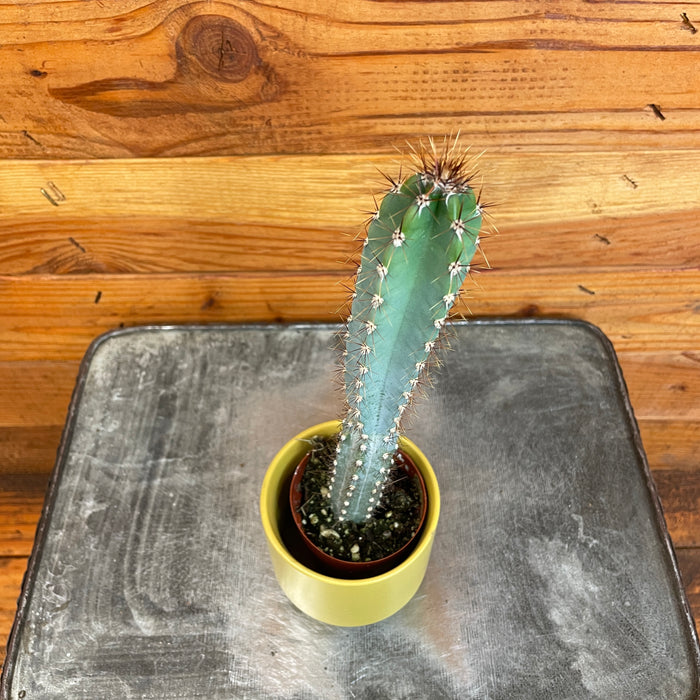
[{"left": 260, "top": 420, "right": 440, "bottom": 627}]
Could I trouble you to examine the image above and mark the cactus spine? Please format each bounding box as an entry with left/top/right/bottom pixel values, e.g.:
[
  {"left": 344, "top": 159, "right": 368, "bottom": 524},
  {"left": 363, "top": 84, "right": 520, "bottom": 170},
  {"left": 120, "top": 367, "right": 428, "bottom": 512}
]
[{"left": 331, "top": 142, "right": 485, "bottom": 524}]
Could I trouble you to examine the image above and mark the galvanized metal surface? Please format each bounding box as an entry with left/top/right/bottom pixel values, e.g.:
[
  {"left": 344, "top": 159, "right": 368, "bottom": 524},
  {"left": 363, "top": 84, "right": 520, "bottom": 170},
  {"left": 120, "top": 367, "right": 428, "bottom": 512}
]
[{"left": 2, "top": 320, "right": 699, "bottom": 699}]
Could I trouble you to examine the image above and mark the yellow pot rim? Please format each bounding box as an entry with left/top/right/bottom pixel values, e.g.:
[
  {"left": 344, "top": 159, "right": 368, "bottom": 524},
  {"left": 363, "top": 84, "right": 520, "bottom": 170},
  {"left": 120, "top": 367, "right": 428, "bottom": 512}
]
[{"left": 260, "top": 420, "right": 440, "bottom": 586}]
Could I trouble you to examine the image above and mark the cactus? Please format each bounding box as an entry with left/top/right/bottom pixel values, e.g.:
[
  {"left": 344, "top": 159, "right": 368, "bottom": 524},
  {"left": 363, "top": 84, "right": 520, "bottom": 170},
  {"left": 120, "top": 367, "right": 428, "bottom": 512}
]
[{"left": 330, "top": 140, "right": 485, "bottom": 524}]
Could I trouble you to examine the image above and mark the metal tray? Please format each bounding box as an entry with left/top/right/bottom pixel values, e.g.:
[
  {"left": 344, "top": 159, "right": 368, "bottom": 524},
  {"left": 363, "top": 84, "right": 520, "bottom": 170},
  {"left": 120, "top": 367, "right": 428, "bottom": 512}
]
[{"left": 2, "top": 319, "right": 698, "bottom": 699}]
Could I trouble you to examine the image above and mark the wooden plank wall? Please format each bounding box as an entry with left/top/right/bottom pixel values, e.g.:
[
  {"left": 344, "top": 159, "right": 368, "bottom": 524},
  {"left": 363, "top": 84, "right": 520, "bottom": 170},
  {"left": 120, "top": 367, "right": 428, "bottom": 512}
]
[{"left": 1, "top": 0, "right": 699, "bottom": 665}]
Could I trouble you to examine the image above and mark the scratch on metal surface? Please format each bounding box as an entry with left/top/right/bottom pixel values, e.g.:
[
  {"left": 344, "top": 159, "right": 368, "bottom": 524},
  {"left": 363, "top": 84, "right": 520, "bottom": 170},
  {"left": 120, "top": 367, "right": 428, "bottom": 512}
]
[{"left": 571, "top": 513, "right": 599, "bottom": 548}]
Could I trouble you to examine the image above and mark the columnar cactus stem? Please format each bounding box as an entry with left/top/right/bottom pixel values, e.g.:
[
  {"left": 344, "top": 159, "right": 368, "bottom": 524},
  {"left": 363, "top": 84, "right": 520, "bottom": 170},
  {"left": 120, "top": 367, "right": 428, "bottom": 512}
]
[{"left": 330, "top": 141, "right": 485, "bottom": 523}]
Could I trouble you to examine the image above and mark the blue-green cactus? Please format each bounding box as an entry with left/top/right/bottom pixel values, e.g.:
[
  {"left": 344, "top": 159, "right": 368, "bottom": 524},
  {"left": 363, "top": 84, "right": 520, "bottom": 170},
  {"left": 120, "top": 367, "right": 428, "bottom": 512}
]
[{"left": 330, "top": 142, "right": 485, "bottom": 523}]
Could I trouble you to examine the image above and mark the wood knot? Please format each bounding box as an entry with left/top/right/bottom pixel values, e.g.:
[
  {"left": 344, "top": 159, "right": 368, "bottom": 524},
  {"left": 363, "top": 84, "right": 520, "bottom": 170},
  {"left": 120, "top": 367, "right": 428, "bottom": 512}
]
[{"left": 177, "top": 15, "right": 260, "bottom": 83}]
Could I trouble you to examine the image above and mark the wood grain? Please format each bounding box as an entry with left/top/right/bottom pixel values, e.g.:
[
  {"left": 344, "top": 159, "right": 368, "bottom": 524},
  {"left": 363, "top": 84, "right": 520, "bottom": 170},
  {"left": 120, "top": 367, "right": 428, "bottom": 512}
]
[
  {"left": 639, "top": 421, "right": 700, "bottom": 472},
  {"left": 1, "top": 1, "right": 699, "bottom": 158},
  {"left": 676, "top": 548, "right": 700, "bottom": 623},
  {"left": 0, "top": 267, "right": 697, "bottom": 361},
  {"left": 1, "top": 0, "right": 698, "bottom": 676},
  {"left": 0, "top": 428, "right": 63, "bottom": 479},
  {"left": 0, "top": 152, "right": 698, "bottom": 275},
  {"left": 0, "top": 363, "right": 77, "bottom": 427},
  {"left": 620, "top": 353, "right": 700, "bottom": 421},
  {"left": 654, "top": 471, "right": 700, "bottom": 547},
  {"left": 0, "top": 558, "right": 26, "bottom": 659},
  {"left": 0, "top": 492, "right": 44, "bottom": 557}
]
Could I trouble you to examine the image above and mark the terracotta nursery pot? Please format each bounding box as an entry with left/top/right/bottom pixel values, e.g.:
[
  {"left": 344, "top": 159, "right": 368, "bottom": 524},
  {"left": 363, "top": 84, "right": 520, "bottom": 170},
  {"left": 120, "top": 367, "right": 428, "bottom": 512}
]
[
  {"left": 260, "top": 420, "right": 441, "bottom": 627},
  {"left": 289, "top": 445, "right": 428, "bottom": 579}
]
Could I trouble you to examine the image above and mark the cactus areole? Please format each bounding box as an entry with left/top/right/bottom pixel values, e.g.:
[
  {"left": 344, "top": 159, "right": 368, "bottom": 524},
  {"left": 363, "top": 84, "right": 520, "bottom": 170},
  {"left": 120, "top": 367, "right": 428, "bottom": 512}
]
[{"left": 296, "top": 141, "right": 486, "bottom": 565}]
